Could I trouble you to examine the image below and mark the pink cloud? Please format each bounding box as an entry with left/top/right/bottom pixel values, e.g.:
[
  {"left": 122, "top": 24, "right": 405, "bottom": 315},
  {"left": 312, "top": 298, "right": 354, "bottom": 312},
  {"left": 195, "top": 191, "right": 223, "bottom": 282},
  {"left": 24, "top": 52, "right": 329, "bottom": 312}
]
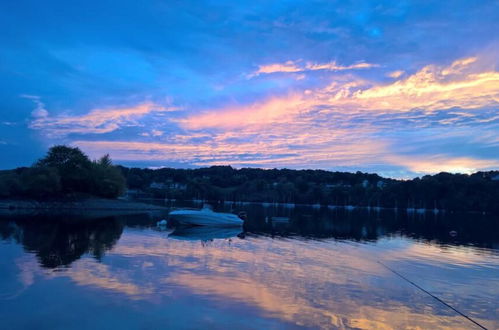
[{"left": 33, "top": 55, "right": 499, "bottom": 176}]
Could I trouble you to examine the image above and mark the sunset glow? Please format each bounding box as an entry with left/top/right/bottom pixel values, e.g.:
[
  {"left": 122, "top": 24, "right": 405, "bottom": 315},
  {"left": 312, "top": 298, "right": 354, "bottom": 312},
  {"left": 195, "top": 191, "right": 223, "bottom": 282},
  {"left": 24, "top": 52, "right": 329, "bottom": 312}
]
[{"left": 1, "top": 1, "right": 498, "bottom": 177}]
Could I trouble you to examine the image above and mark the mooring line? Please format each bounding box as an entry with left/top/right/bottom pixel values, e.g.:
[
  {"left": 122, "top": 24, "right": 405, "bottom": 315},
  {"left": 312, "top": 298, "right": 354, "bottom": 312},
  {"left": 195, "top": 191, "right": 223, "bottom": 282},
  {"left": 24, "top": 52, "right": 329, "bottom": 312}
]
[{"left": 377, "top": 261, "right": 487, "bottom": 330}]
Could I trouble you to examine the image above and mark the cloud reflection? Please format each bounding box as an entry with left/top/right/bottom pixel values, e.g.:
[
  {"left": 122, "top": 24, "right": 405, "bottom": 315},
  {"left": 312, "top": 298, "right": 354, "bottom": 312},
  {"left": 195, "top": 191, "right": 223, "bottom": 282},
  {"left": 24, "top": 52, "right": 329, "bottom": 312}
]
[
  {"left": 107, "top": 234, "right": 497, "bottom": 328},
  {"left": 10, "top": 226, "right": 499, "bottom": 329}
]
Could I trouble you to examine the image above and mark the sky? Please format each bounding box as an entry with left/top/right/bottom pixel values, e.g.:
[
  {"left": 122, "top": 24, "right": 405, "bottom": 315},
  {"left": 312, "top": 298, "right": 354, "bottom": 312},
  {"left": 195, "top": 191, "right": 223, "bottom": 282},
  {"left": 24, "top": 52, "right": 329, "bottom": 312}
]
[{"left": 0, "top": 0, "right": 498, "bottom": 178}]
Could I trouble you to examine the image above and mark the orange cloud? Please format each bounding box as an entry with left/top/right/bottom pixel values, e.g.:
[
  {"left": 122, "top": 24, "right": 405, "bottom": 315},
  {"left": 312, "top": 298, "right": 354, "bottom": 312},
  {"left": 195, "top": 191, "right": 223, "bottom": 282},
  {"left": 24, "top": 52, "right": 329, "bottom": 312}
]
[
  {"left": 35, "top": 55, "right": 499, "bottom": 176},
  {"left": 186, "top": 55, "right": 499, "bottom": 132},
  {"left": 73, "top": 121, "right": 387, "bottom": 168},
  {"left": 349, "top": 69, "right": 499, "bottom": 112}
]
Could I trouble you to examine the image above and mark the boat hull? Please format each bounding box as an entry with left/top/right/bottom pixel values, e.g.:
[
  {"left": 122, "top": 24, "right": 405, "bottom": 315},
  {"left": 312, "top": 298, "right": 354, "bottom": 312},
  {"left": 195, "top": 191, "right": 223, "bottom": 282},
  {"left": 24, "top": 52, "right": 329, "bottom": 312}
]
[{"left": 169, "top": 209, "right": 244, "bottom": 227}]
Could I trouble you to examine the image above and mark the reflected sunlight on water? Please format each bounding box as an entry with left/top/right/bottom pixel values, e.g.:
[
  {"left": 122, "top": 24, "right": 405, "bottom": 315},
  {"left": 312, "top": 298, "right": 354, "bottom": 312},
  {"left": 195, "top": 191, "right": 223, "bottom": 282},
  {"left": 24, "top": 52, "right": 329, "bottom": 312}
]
[{"left": 0, "top": 207, "right": 498, "bottom": 329}]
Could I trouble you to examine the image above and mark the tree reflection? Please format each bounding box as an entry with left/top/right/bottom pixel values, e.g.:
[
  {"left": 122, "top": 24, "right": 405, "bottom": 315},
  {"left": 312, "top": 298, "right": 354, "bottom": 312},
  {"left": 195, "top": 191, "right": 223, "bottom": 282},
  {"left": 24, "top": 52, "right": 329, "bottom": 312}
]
[
  {"left": 0, "top": 206, "right": 497, "bottom": 270},
  {"left": 0, "top": 215, "right": 124, "bottom": 268},
  {"left": 241, "top": 206, "right": 499, "bottom": 249}
]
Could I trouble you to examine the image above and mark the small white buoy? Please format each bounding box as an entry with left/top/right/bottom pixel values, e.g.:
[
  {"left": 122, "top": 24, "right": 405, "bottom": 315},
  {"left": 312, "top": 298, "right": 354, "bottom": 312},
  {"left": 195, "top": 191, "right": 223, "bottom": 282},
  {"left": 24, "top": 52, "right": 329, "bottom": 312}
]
[{"left": 157, "top": 219, "right": 167, "bottom": 226}]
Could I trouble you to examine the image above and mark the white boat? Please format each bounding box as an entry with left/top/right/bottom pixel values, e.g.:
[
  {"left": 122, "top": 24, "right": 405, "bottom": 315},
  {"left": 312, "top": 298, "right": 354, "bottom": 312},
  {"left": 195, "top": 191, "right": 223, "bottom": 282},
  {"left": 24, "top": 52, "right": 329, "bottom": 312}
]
[{"left": 169, "top": 205, "right": 244, "bottom": 227}]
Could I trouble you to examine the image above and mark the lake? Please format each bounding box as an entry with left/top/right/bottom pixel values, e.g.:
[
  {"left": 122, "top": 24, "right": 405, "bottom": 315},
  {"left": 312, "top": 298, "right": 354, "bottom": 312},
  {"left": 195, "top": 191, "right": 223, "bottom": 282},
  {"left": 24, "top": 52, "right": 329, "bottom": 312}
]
[{"left": 0, "top": 203, "right": 498, "bottom": 329}]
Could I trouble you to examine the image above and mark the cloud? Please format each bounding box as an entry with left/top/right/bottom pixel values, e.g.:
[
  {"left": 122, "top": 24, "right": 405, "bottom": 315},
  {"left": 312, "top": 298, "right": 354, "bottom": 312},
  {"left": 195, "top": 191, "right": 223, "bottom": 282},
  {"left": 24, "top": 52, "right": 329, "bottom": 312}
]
[
  {"left": 345, "top": 57, "right": 499, "bottom": 112},
  {"left": 249, "top": 60, "right": 378, "bottom": 77},
  {"left": 21, "top": 95, "right": 49, "bottom": 118},
  {"left": 179, "top": 95, "right": 304, "bottom": 129},
  {"left": 253, "top": 61, "right": 302, "bottom": 75},
  {"left": 184, "top": 55, "right": 499, "bottom": 131},
  {"left": 72, "top": 110, "right": 391, "bottom": 171},
  {"left": 151, "top": 129, "right": 164, "bottom": 137},
  {"left": 140, "top": 129, "right": 165, "bottom": 137},
  {"left": 29, "top": 55, "right": 499, "bottom": 177},
  {"left": 306, "top": 61, "right": 377, "bottom": 71},
  {"left": 154, "top": 55, "right": 499, "bottom": 175},
  {"left": 387, "top": 70, "right": 405, "bottom": 78},
  {"left": 30, "top": 102, "right": 179, "bottom": 137}
]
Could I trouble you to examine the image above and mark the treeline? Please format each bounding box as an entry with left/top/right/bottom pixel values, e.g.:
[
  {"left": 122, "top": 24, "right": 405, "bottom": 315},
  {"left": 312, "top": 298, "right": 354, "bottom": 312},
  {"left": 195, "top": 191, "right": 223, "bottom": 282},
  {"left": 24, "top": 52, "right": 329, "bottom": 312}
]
[
  {"left": 119, "top": 165, "right": 499, "bottom": 213},
  {"left": 1, "top": 146, "right": 498, "bottom": 213},
  {"left": 0, "top": 146, "right": 125, "bottom": 199}
]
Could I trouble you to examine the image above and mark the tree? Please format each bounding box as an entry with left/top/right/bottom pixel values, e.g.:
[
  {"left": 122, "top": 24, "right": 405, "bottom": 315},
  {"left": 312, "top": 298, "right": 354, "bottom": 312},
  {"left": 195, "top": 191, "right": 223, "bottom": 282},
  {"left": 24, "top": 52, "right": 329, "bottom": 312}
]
[
  {"left": 98, "top": 154, "right": 112, "bottom": 168},
  {"left": 36, "top": 145, "right": 93, "bottom": 193},
  {"left": 19, "top": 167, "right": 61, "bottom": 198},
  {"left": 29, "top": 146, "right": 126, "bottom": 198},
  {"left": 91, "top": 155, "right": 126, "bottom": 198},
  {"left": 36, "top": 145, "right": 92, "bottom": 171}
]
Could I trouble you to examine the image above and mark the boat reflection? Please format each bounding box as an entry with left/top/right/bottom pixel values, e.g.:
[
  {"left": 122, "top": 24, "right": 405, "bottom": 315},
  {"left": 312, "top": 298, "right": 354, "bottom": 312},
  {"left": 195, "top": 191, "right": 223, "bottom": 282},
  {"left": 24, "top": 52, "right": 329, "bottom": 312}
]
[{"left": 168, "top": 226, "right": 243, "bottom": 241}]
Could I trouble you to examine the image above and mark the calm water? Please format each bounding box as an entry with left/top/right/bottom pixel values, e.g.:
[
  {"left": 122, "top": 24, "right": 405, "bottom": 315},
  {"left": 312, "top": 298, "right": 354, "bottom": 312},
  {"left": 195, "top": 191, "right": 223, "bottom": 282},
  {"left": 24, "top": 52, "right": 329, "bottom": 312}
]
[{"left": 0, "top": 203, "right": 498, "bottom": 329}]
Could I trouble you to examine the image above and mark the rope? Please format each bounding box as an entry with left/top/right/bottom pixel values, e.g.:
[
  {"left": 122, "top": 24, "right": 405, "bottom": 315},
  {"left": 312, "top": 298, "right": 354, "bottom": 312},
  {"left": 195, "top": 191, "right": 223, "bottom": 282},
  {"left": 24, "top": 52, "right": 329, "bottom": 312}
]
[{"left": 378, "top": 261, "right": 487, "bottom": 330}]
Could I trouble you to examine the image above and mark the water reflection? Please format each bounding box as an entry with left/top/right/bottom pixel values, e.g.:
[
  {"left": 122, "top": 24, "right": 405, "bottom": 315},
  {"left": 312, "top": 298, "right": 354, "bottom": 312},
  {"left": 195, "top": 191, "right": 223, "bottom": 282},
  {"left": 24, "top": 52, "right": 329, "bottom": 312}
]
[
  {"left": 0, "top": 216, "right": 124, "bottom": 268},
  {"left": 240, "top": 205, "right": 499, "bottom": 249},
  {"left": 0, "top": 212, "right": 164, "bottom": 268},
  {"left": 0, "top": 207, "right": 498, "bottom": 329},
  {"left": 0, "top": 207, "right": 498, "bottom": 269},
  {"left": 167, "top": 226, "right": 243, "bottom": 241}
]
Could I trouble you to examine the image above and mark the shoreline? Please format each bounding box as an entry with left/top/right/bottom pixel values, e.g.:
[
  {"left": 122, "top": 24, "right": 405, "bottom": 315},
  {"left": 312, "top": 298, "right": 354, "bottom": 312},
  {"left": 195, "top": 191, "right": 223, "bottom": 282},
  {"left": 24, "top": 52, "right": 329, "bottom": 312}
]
[{"left": 0, "top": 198, "right": 168, "bottom": 215}]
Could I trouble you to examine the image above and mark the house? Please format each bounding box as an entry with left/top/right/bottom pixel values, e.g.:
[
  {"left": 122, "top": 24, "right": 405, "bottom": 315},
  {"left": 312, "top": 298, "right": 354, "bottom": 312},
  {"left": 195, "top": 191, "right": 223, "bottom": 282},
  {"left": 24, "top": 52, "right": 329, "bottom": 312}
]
[
  {"left": 167, "top": 182, "right": 187, "bottom": 190},
  {"left": 150, "top": 180, "right": 187, "bottom": 191},
  {"left": 149, "top": 182, "right": 166, "bottom": 189},
  {"left": 123, "top": 189, "right": 150, "bottom": 199}
]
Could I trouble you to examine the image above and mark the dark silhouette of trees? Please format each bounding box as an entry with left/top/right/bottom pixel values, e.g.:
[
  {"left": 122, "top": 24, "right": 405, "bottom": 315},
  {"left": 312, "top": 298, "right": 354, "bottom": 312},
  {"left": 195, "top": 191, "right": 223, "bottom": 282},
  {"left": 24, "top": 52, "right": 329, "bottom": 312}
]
[
  {"left": 1, "top": 147, "right": 498, "bottom": 213},
  {"left": 117, "top": 165, "right": 499, "bottom": 214},
  {"left": 0, "top": 146, "right": 125, "bottom": 199},
  {"left": 36, "top": 145, "right": 93, "bottom": 194},
  {"left": 19, "top": 166, "right": 62, "bottom": 198},
  {"left": 90, "top": 154, "right": 126, "bottom": 198}
]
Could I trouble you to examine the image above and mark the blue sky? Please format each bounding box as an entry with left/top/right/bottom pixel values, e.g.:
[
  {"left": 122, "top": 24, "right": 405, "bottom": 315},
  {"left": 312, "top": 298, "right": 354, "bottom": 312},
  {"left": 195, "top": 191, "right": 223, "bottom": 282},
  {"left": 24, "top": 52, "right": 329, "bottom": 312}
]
[{"left": 0, "top": 0, "right": 498, "bottom": 177}]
